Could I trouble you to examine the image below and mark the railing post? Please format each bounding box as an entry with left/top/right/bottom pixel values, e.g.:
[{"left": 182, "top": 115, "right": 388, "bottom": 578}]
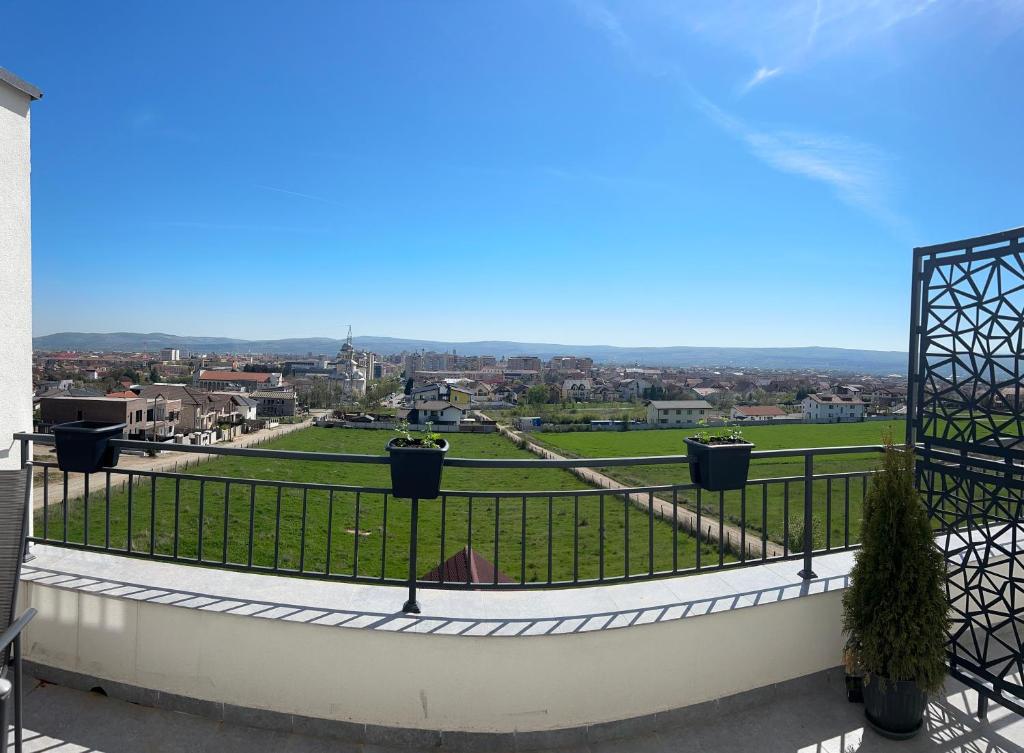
[
  {"left": 799, "top": 453, "right": 816, "bottom": 580},
  {"left": 402, "top": 497, "right": 421, "bottom": 614}
]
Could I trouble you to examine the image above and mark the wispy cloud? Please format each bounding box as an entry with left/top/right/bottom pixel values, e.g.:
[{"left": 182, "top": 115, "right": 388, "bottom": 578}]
[
  {"left": 740, "top": 66, "right": 782, "bottom": 94},
  {"left": 255, "top": 184, "right": 343, "bottom": 207},
  {"left": 571, "top": 1, "right": 908, "bottom": 232}
]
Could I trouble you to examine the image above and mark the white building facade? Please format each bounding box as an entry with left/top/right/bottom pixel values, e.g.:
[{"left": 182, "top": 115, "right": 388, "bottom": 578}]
[
  {"left": 801, "top": 394, "right": 866, "bottom": 423},
  {"left": 646, "top": 400, "right": 715, "bottom": 427},
  {"left": 0, "top": 69, "right": 41, "bottom": 470}
]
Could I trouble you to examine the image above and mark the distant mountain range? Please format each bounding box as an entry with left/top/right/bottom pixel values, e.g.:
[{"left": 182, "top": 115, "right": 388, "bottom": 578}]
[{"left": 32, "top": 331, "right": 908, "bottom": 374}]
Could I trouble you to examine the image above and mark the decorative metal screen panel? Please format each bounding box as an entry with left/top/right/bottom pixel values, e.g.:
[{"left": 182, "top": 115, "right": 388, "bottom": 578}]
[{"left": 909, "top": 226, "right": 1024, "bottom": 714}]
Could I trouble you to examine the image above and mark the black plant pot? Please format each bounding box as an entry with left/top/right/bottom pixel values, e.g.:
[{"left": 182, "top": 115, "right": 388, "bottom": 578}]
[
  {"left": 386, "top": 438, "right": 449, "bottom": 499},
  {"left": 862, "top": 677, "right": 928, "bottom": 740},
  {"left": 684, "top": 438, "right": 754, "bottom": 492},
  {"left": 53, "top": 421, "right": 127, "bottom": 474},
  {"left": 846, "top": 674, "right": 864, "bottom": 703}
]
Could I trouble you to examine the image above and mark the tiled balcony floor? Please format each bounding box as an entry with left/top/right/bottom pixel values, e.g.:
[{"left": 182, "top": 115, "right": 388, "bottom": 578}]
[{"left": 11, "top": 672, "right": 1024, "bottom": 752}]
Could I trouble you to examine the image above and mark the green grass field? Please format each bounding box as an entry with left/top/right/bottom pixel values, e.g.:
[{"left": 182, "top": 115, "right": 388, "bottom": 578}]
[
  {"left": 530, "top": 420, "right": 907, "bottom": 550},
  {"left": 39, "top": 428, "right": 722, "bottom": 584}
]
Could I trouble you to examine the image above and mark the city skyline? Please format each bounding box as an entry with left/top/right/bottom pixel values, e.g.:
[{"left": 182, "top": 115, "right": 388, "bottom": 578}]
[{"left": 6, "top": 1, "right": 1024, "bottom": 349}]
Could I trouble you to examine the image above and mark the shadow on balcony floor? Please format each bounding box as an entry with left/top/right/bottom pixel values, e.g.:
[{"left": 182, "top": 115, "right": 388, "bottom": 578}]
[{"left": 9, "top": 672, "right": 1024, "bottom": 752}]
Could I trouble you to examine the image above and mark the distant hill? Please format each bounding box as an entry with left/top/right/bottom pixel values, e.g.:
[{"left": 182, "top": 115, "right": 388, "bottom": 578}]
[{"left": 32, "top": 332, "right": 908, "bottom": 374}]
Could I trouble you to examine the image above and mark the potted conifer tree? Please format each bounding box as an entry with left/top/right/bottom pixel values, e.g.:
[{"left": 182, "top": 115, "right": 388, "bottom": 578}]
[
  {"left": 386, "top": 422, "right": 449, "bottom": 499},
  {"left": 842, "top": 440, "right": 949, "bottom": 739}
]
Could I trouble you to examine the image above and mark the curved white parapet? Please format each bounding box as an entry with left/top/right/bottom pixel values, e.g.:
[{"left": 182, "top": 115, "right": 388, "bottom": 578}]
[{"left": 20, "top": 545, "right": 854, "bottom": 736}]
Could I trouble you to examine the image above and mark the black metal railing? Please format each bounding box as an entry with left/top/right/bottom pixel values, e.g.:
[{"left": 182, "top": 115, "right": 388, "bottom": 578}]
[{"left": 15, "top": 433, "right": 883, "bottom": 611}]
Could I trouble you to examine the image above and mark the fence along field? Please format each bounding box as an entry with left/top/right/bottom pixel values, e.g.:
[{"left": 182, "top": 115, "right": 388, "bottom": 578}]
[
  {"left": 36, "top": 427, "right": 723, "bottom": 585},
  {"left": 529, "top": 420, "right": 906, "bottom": 552}
]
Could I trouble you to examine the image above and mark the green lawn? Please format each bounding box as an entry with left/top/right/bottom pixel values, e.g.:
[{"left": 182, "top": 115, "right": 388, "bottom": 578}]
[
  {"left": 39, "top": 428, "right": 722, "bottom": 584},
  {"left": 530, "top": 421, "right": 907, "bottom": 551}
]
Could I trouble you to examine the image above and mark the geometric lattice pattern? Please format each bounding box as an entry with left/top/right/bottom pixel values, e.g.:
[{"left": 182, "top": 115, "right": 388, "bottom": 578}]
[{"left": 910, "top": 226, "right": 1024, "bottom": 714}]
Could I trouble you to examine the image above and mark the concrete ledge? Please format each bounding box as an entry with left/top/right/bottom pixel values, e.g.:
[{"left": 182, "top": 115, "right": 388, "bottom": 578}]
[
  {"left": 26, "top": 660, "right": 847, "bottom": 751},
  {"left": 20, "top": 545, "right": 854, "bottom": 733}
]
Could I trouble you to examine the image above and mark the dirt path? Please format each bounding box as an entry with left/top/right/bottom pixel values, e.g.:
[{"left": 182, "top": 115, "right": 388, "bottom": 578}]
[
  {"left": 30, "top": 418, "right": 315, "bottom": 509},
  {"left": 483, "top": 416, "right": 784, "bottom": 560}
]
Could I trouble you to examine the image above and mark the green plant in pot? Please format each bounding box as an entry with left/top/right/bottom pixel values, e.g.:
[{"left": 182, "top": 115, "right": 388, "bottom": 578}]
[
  {"left": 386, "top": 422, "right": 449, "bottom": 499},
  {"left": 842, "top": 440, "right": 949, "bottom": 739},
  {"left": 684, "top": 419, "right": 754, "bottom": 492}
]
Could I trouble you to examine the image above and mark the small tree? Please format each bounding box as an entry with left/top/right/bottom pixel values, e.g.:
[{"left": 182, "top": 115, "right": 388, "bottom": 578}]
[{"left": 842, "top": 441, "right": 949, "bottom": 693}]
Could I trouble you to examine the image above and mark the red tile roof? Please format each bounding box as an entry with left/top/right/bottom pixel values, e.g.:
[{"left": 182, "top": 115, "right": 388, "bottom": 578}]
[
  {"left": 198, "top": 370, "right": 272, "bottom": 383},
  {"left": 421, "top": 547, "right": 514, "bottom": 585},
  {"left": 106, "top": 390, "right": 138, "bottom": 399}
]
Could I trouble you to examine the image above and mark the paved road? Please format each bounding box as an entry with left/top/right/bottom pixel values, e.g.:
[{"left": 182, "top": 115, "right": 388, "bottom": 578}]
[
  {"left": 29, "top": 417, "right": 315, "bottom": 510},
  {"left": 483, "top": 416, "right": 783, "bottom": 560}
]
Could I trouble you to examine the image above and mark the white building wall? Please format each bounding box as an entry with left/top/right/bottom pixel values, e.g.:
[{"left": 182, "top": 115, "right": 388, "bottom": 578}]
[{"left": 0, "top": 79, "right": 36, "bottom": 470}]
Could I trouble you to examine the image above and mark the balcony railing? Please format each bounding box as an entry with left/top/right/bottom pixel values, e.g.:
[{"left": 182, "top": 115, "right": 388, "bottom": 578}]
[{"left": 14, "top": 432, "right": 883, "bottom": 611}]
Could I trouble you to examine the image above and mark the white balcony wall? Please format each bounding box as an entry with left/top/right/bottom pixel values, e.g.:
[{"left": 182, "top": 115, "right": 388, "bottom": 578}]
[{"left": 0, "top": 75, "right": 36, "bottom": 470}]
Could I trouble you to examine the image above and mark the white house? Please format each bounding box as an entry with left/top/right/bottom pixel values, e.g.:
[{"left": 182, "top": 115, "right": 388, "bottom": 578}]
[
  {"left": 410, "top": 383, "right": 443, "bottom": 403},
  {"left": 730, "top": 405, "right": 787, "bottom": 421},
  {"left": 402, "top": 401, "right": 465, "bottom": 426},
  {"left": 561, "top": 378, "right": 592, "bottom": 402},
  {"left": 802, "top": 393, "right": 865, "bottom": 423},
  {"left": 645, "top": 400, "right": 715, "bottom": 427},
  {"left": 617, "top": 378, "right": 651, "bottom": 401}
]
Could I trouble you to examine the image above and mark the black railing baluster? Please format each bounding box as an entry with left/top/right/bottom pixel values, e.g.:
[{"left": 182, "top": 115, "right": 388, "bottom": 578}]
[
  {"left": 173, "top": 477, "right": 181, "bottom": 559},
  {"left": 222, "top": 482, "right": 230, "bottom": 564},
  {"left": 83, "top": 474, "right": 89, "bottom": 547},
  {"left": 104, "top": 472, "right": 111, "bottom": 549},
  {"left": 599, "top": 493, "right": 605, "bottom": 581},
  {"left": 42, "top": 466, "right": 49, "bottom": 541},
  {"left": 740, "top": 486, "right": 746, "bottom": 564},
  {"left": 718, "top": 491, "right": 724, "bottom": 568},
  {"left": 300, "top": 488, "right": 308, "bottom": 572},
  {"left": 439, "top": 495, "right": 447, "bottom": 585},
  {"left": 573, "top": 493, "right": 579, "bottom": 583},
  {"left": 844, "top": 476, "right": 851, "bottom": 549},
  {"left": 403, "top": 496, "right": 421, "bottom": 613},
  {"left": 799, "top": 453, "right": 816, "bottom": 579},
  {"left": 520, "top": 495, "right": 526, "bottom": 585},
  {"left": 325, "top": 489, "right": 334, "bottom": 576},
  {"left": 783, "top": 481, "right": 790, "bottom": 557},
  {"left": 273, "top": 486, "right": 282, "bottom": 570},
  {"left": 493, "top": 495, "right": 500, "bottom": 586},
  {"left": 547, "top": 496, "right": 553, "bottom": 584},
  {"left": 648, "top": 491, "right": 655, "bottom": 576},
  {"left": 62, "top": 472, "right": 68, "bottom": 543},
  {"left": 381, "top": 493, "right": 388, "bottom": 581},
  {"left": 672, "top": 488, "right": 678, "bottom": 573},
  {"left": 826, "top": 478, "right": 832, "bottom": 551},
  {"left": 198, "top": 480, "right": 206, "bottom": 562},
  {"left": 624, "top": 491, "right": 629, "bottom": 579},
  {"left": 126, "top": 473, "right": 132, "bottom": 552},
  {"left": 149, "top": 476, "right": 156, "bottom": 555},
  {"left": 761, "top": 483, "right": 768, "bottom": 562},
  {"left": 353, "top": 491, "right": 361, "bottom": 578},
  {"left": 247, "top": 485, "right": 256, "bottom": 568},
  {"left": 696, "top": 488, "right": 702, "bottom": 570},
  {"left": 467, "top": 497, "right": 474, "bottom": 586}
]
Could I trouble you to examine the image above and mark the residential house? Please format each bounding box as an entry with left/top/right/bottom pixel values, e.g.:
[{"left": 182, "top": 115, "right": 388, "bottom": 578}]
[
  {"left": 398, "top": 401, "right": 465, "bottom": 426},
  {"left": 645, "top": 400, "right": 715, "bottom": 427},
  {"left": 448, "top": 386, "right": 472, "bottom": 407},
  {"left": 39, "top": 394, "right": 181, "bottom": 439},
  {"left": 561, "top": 378, "right": 592, "bottom": 402},
  {"left": 194, "top": 369, "right": 283, "bottom": 392},
  {"left": 252, "top": 390, "right": 297, "bottom": 417},
  {"left": 730, "top": 405, "right": 787, "bottom": 421},
  {"left": 802, "top": 393, "right": 865, "bottom": 423},
  {"left": 410, "top": 383, "right": 443, "bottom": 403},
  {"left": 617, "top": 378, "right": 651, "bottom": 401}
]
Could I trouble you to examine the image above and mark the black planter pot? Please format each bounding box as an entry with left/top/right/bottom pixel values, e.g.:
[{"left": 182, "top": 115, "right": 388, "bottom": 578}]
[
  {"left": 53, "top": 421, "right": 127, "bottom": 474},
  {"left": 386, "top": 438, "right": 449, "bottom": 499},
  {"left": 862, "top": 677, "right": 928, "bottom": 740},
  {"left": 846, "top": 674, "right": 864, "bottom": 703},
  {"left": 684, "top": 438, "right": 754, "bottom": 492}
]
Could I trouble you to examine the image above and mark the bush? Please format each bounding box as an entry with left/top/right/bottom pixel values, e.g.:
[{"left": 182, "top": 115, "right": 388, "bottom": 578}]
[
  {"left": 787, "top": 515, "right": 824, "bottom": 553},
  {"left": 842, "top": 442, "right": 949, "bottom": 693}
]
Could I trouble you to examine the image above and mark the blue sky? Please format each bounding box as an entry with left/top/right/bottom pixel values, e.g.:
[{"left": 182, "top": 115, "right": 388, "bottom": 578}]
[{"left": 5, "top": 1, "right": 1023, "bottom": 350}]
